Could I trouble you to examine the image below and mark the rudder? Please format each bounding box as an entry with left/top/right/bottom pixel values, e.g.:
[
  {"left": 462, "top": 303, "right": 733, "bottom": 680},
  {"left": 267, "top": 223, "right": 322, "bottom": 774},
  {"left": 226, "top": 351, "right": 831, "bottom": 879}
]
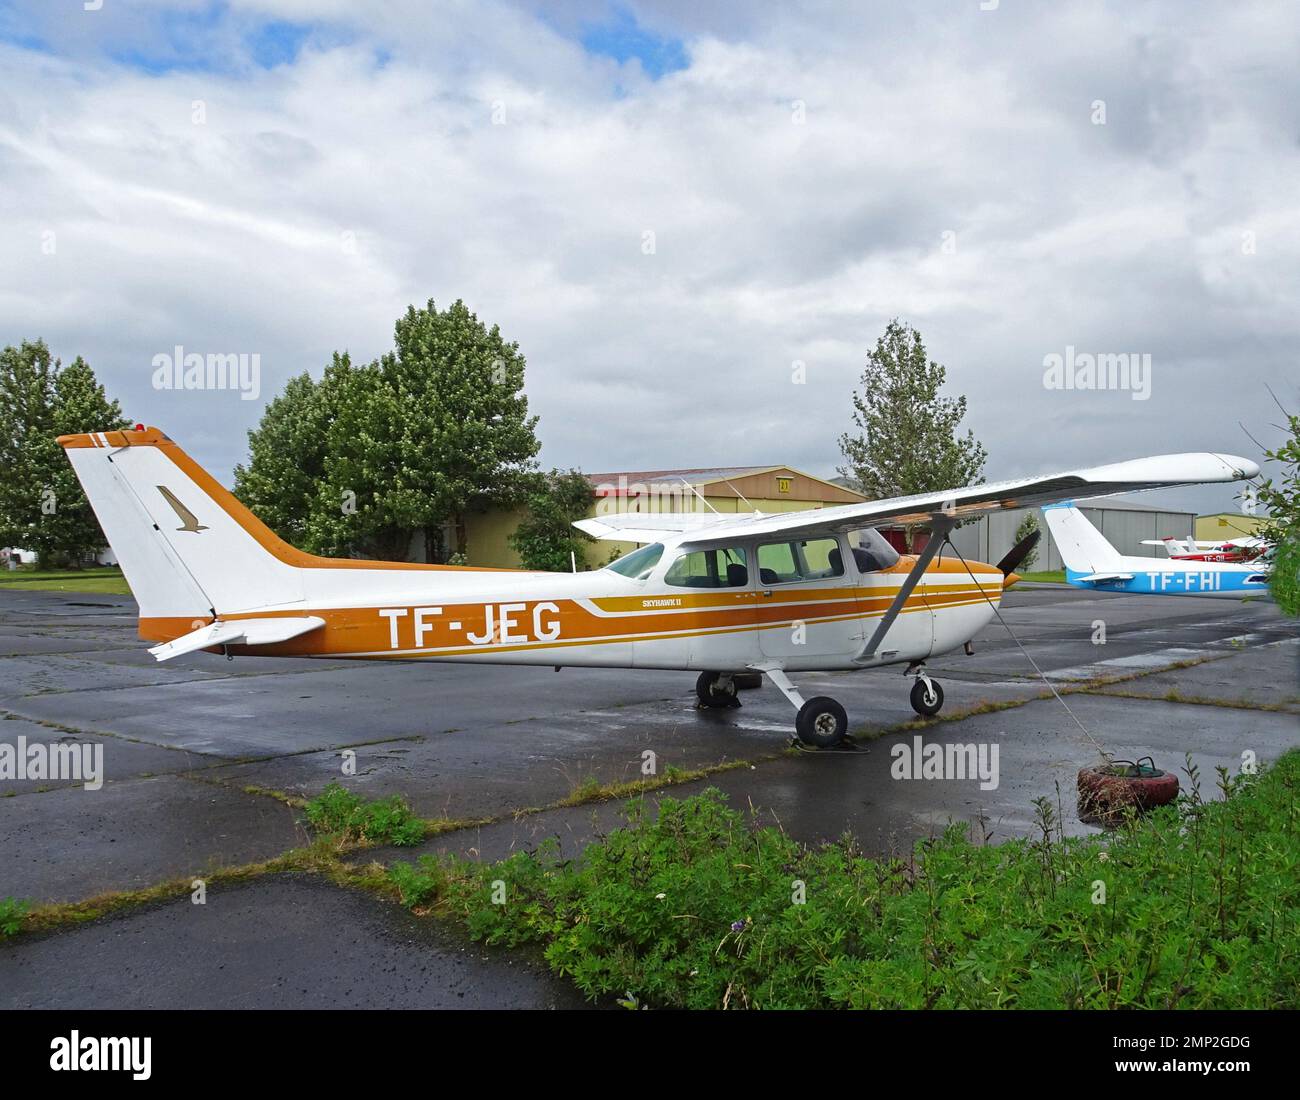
[
  {"left": 1041, "top": 502, "right": 1124, "bottom": 575},
  {"left": 60, "top": 428, "right": 305, "bottom": 632}
]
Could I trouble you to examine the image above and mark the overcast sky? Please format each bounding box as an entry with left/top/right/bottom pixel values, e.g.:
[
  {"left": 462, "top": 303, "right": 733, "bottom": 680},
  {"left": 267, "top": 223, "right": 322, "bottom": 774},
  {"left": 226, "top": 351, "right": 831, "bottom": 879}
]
[{"left": 1, "top": 0, "right": 1296, "bottom": 516}]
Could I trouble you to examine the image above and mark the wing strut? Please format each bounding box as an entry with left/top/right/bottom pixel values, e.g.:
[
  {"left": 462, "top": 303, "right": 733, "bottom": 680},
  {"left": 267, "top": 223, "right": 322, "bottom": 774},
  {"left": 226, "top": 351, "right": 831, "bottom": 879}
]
[{"left": 855, "top": 513, "right": 955, "bottom": 663}]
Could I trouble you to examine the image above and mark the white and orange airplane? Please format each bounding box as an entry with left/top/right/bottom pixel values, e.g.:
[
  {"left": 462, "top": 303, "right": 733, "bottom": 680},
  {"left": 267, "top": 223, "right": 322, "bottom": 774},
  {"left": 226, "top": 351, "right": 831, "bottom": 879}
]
[{"left": 59, "top": 427, "right": 1258, "bottom": 748}]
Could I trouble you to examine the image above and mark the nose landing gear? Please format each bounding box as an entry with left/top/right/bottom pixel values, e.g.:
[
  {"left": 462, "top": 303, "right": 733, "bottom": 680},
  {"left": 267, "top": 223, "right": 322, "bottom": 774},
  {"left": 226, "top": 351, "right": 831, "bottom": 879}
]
[{"left": 907, "top": 664, "right": 944, "bottom": 717}]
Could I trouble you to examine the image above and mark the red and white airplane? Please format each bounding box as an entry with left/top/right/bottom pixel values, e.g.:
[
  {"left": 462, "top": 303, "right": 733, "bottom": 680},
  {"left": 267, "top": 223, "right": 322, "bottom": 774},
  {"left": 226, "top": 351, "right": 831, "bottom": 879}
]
[
  {"left": 1140, "top": 534, "right": 1268, "bottom": 563},
  {"left": 59, "top": 427, "right": 1258, "bottom": 748}
]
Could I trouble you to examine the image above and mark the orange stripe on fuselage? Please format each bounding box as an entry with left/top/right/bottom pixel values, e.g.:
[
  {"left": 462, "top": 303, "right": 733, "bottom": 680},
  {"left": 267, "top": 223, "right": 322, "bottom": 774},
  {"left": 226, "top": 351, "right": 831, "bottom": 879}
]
[{"left": 136, "top": 580, "right": 1001, "bottom": 657}]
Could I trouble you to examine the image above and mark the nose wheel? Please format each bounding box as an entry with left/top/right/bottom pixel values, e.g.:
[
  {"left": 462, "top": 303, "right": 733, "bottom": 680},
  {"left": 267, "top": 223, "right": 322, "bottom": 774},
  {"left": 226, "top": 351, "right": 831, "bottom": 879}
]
[{"left": 908, "top": 670, "right": 944, "bottom": 716}]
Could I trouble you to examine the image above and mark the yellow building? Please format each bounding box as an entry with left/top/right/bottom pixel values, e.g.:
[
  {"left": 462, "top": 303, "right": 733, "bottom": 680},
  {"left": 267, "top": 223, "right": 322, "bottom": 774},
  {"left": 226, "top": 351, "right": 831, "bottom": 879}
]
[
  {"left": 1195, "top": 513, "right": 1278, "bottom": 542},
  {"left": 463, "top": 465, "right": 867, "bottom": 568}
]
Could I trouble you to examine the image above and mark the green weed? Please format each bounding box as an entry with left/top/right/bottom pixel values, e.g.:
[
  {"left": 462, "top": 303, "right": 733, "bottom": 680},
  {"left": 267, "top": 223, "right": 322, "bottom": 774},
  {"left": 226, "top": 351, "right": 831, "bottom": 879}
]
[
  {"left": 1, "top": 896, "right": 31, "bottom": 937},
  {"left": 391, "top": 751, "right": 1300, "bottom": 1009},
  {"left": 304, "top": 782, "right": 426, "bottom": 847}
]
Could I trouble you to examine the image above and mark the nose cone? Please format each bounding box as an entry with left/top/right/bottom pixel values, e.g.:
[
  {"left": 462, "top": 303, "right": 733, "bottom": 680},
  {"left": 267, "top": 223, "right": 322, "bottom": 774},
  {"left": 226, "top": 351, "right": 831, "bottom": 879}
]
[{"left": 1003, "top": 572, "right": 1022, "bottom": 589}]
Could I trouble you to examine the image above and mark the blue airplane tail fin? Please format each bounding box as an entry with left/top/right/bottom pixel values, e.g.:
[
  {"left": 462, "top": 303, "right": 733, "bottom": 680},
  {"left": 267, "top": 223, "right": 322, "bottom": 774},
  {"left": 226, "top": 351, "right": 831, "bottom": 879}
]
[{"left": 1041, "top": 504, "right": 1125, "bottom": 576}]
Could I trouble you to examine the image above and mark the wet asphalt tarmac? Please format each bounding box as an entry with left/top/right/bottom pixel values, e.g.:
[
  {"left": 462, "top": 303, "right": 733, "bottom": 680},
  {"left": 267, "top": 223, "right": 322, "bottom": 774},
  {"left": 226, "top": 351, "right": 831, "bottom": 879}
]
[{"left": 1, "top": 584, "right": 1296, "bottom": 1007}]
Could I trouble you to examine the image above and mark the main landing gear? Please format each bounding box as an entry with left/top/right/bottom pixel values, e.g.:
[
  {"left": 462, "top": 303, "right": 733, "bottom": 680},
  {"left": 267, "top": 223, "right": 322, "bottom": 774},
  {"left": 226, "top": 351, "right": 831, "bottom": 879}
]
[
  {"left": 696, "top": 671, "right": 740, "bottom": 708},
  {"left": 696, "top": 671, "right": 764, "bottom": 709},
  {"left": 760, "top": 667, "right": 851, "bottom": 749},
  {"left": 742, "top": 664, "right": 947, "bottom": 749}
]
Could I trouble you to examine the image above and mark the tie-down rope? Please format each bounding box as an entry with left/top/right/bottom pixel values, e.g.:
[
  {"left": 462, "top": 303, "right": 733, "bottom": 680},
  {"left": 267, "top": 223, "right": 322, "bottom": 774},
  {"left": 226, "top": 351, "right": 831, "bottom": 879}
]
[{"left": 944, "top": 537, "right": 1112, "bottom": 763}]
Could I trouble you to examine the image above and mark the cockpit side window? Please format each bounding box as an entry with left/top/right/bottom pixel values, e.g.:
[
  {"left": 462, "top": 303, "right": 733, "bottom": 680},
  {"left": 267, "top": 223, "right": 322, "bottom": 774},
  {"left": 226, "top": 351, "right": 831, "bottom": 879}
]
[{"left": 847, "top": 527, "right": 901, "bottom": 573}]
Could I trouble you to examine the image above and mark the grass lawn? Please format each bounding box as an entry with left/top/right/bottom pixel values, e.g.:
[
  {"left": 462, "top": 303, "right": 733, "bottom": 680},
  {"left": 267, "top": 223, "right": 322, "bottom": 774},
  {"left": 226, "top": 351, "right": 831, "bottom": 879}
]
[
  {"left": 0, "top": 566, "right": 132, "bottom": 595},
  {"left": 1016, "top": 569, "right": 1066, "bottom": 583}
]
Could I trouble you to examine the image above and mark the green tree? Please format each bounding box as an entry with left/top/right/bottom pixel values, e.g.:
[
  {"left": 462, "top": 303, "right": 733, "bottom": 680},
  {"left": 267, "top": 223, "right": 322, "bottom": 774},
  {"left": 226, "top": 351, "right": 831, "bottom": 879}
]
[
  {"left": 1255, "top": 406, "right": 1299, "bottom": 615},
  {"left": 0, "top": 341, "right": 128, "bottom": 566},
  {"left": 387, "top": 299, "right": 540, "bottom": 557},
  {"left": 509, "top": 470, "right": 597, "bottom": 572},
  {"left": 235, "top": 300, "right": 542, "bottom": 563},
  {"left": 233, "top": 366, "right": 333, "bottom": 550},
  {"left": 307, "top": 355, "right": 411, "bottom": 560},
  {"left": 838, "top": 319, "right": 987, "bottom": 548},
  {"left": 1012, "top": 512, "right": 1040, "bottom": 571}
]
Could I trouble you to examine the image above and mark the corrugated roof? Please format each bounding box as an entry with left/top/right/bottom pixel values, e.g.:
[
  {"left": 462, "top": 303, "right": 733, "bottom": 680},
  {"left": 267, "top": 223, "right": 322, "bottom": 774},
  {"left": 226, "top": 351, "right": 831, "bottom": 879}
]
[{"left": 584, "top": 466, "right": 773, "bottom": 488}]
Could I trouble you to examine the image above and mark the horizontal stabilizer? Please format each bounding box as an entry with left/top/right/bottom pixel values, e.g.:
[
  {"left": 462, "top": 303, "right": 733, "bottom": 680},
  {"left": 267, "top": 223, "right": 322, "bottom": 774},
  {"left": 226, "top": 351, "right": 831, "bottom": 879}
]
[{"left": 148, "top": 616, "right": 325, "bottom": 662}]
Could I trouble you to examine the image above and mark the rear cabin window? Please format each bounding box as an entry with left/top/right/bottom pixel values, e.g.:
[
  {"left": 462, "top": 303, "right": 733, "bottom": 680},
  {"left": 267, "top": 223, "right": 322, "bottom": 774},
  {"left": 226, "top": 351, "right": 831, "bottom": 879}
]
[
  {"left": 665, "top": 547, "right": 749, "bottom": 588},
  {"left": 756, "top": 537, "right": 844, "bottom": 585}
]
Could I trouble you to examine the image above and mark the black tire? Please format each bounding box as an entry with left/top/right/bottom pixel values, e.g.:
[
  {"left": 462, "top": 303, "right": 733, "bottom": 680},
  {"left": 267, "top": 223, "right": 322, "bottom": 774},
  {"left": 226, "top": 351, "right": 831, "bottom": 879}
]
[
  {"left": 733, "top": 672, "right": 763, "bottom": 691},
  {"left": 696, "top": 671, "right": 738, "bottom": 708},
  {"left": 795, "top": 697, "right": 848, "bottom": 748},
  {"left": 910, "top": 677, "right": 944, "bottom": 717}
]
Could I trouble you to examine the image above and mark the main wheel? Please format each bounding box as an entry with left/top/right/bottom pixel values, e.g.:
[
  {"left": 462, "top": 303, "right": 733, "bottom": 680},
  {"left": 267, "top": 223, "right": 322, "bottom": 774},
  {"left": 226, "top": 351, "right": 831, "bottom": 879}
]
[
  {"left": 696, "top": 671, "right": 738, "bottom": 708},
  {"left": 909, "top": 677, "right": 944, "bottom": 717},
  {"left": 795, "top": 697, "right": 848, "bottom": 748}
]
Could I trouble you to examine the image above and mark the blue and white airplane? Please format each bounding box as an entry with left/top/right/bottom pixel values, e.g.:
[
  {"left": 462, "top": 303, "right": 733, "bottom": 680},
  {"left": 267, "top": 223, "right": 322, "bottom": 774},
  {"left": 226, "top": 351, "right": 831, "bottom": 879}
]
[{"left": 1042, "top": 503, "right": 1270, "bottom": 599}]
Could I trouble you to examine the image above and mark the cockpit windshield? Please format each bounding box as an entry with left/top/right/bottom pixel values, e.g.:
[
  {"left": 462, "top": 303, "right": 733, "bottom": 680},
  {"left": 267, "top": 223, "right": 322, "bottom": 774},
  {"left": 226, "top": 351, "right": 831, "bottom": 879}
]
[{"left": 605, "top": 542, "right": 664, "bottom": 580}]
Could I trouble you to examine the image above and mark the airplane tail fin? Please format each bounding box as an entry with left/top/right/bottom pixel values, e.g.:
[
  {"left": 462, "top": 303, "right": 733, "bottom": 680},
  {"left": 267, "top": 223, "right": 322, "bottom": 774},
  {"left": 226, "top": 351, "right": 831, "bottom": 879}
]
[
  {"left": 1041, "top": 502, "right": 1125, "bottom": 575},
  {"left": 59, "top": 427, "right": 306, "bottom": 634}
]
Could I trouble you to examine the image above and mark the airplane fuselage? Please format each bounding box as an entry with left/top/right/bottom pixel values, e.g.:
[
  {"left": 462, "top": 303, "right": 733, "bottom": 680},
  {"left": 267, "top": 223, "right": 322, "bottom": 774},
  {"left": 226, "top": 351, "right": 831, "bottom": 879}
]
[
  {"left": 164, "top": 548, "right": 1005, "bottom": 674},
  {"left": 57, "top": 427, "right": 1260, "bottom": 747},
  {"left": 1066, "top": 559, "right": 1269, "bottom": 599}
]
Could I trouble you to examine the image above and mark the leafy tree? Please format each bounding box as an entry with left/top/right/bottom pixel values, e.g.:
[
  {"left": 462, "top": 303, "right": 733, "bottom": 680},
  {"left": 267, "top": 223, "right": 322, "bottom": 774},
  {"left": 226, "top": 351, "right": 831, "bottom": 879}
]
[
  {"left": 235, "top": 300, "right": 542, "bottom": 562},
  {"left": 236, "top": 353, "right": 414, "bottom": 560},
  {"left": 509, "top": 470, "right": 597, "bottom": 572},
  {"left": 839, "top": 320, "right": 987, "bottom": 548},
  {"left": 307, "top": 355, "right": 411, "bottom": 560},
  {"left": 387, "top": 299, "right": 540, "bottom": 557},
  {"left": 1012, "top": 512, "right": 1040, "bottom": 572},
  {"left": 0, "top": 341, "right": 128, "bottom": 566},
  {"left": 1255, "top": 405, "right": 1299, "bottom": 615},
  {"left": 233, "top": 366, "right": 334, "bottom": 550}
]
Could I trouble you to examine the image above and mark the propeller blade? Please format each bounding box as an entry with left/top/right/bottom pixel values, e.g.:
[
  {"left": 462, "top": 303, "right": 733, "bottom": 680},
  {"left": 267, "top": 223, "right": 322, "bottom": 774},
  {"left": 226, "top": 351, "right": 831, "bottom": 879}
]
[{"left": 997, "top": 529, "right": 1041, "bottom": 576}]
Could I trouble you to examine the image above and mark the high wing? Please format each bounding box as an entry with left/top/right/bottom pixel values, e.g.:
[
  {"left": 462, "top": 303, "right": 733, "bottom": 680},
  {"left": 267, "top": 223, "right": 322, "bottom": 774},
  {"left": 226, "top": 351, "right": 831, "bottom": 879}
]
[
  {"left": 573, "top": 452, "right": 1258, "bottom": 546},
  {"left": 574, "top": 511, "right": 746, "bottom": 543}
]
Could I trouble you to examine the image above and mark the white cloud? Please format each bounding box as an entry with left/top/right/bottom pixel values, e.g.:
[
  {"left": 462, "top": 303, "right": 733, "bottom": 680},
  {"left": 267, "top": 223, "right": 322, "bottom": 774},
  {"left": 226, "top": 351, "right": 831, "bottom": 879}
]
[{"left": 1, "top": 0, "right": 1296, "bottom": 516}]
